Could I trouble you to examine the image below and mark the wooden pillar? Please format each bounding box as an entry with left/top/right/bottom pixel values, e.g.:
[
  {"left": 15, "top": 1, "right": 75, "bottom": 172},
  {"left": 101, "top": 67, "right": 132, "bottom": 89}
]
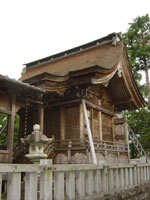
[
  {"left": 76, "top": 171, "right": 85, "bottom": 198},
  {"left": 7, "top": 94, "right": 16, "bottom": 163},
  {"left": 60, "top": 108, "right": 65, "bottom": 140},
  {"left": 38, "top": 104, "right": 44, "bottom": 133},
  {"left": 54, "top": 172, "right": 65, "bottom": 200},
  {"left": 0, "top": 174, "right": 2, "bottom": 200},
  {"left": 112, "top": 116, "right": 115, "bottom": 142},
  {"left": 91, "top": 108, "right": 94, "bottom": 136},
  {"left": 25, "top": 172, "right": 38, "bottom": 200},
  {"left": 79, "top": 104, "right": 84, "bottom": 138},
  {"left": 7, "top": 172, "right": 21, "bottom": 200},
  {"left": 124, "top": 118, "right": 130, "bottom": 159},
  {"left": 98, "top": 100, "right": 102, "bottom": 140}
]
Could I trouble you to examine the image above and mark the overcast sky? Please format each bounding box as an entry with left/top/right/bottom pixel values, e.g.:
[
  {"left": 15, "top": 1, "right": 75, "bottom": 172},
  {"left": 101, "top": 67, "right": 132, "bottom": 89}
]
[{"left": 0, "top": 0, "right": 150, "bottom": 79}]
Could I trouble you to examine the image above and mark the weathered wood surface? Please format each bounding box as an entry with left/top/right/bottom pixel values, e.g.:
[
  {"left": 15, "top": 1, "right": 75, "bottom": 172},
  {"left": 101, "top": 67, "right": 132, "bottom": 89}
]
[
  {"left": 0, "top": 161, "right": 150, "bottom": 200},
  {"left": 7, "top": 172, "right": 21, "bottom": 200}
]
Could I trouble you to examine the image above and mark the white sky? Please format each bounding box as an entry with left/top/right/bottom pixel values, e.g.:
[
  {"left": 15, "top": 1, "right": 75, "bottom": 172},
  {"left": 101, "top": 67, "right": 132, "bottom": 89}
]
[{"left": 0, "top": 0, "right": 150, "bottom": 79}]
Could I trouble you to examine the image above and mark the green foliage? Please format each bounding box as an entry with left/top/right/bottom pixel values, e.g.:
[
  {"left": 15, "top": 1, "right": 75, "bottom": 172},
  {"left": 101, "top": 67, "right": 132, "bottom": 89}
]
[
  {"left": 122, "top": 14, "right": 150, "bottom": 158},
  {"left": 123, "top": 107, "right": 150, "bottom": 158},
  {"left": 0, "top": 114, "right": 8, "bottom": 145},
  {"left": 123, "top": 14, "right": 150, "bottom": 71},
  {"left": 123, "top": 14, "right": 150, "bottom": 99},
  {"left": 0, "top": 114, "right": 19, "bottom": 146},
  {"left": 14, "top": 114, "right": 19, "bottom": 145}
]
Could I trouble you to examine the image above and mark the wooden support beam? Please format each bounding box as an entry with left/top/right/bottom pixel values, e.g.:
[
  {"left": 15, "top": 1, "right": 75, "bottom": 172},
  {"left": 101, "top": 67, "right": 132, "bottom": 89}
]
[
  {"left": 82, "top": 99, "right": 97, "bottom": 164},
  {"left": 0, "top": 108, "right": 12, "bottom": 115},
  {"left": 124, "top": 118, "right": 130, "bottom": 159},
  {"left": 60, "top": 108, "right": 65, "bottom": 140},
  {"left": 98, "top": 100, "right": 102, "bottom": 141},
  {"left": 112, "top": 116, "right": 115, "bottom": 142},
  {"left": 38, "top": 105, "right": 44, "bottom": 132},
  {"left": 91, "top": 108, "right": 94, "bottom": 136},
  {"left": 7, "top": 94, "right": 16, "bottom": 163},
  {"left": 85, "top": 99, "right": 115, "bottom": 116},
  {"left": 49, "top": 98, "right": 81, "bottom": 108},
  {"left": 79, "top": 104, "right": 84, "bottom": 138}
]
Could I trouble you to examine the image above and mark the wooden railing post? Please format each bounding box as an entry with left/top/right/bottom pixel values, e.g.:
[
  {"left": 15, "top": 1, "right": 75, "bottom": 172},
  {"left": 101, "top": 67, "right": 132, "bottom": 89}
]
[
  {"left": 0, "top": 174, "right": 1, "bottom": 200},
  {"left": 120, "top": 168, "right": 124, "bottom": 188},
  {"left": 115, "top": 168, "right": 119, "bottom": 189},
  {"left": 54, "top": 172, "right": 64, "bottom": 200},
  {"left": 93, "top": 169, "right": 101, "bottom": 195},
  {"left": 134, "top": 165, "right": 137, "bottom": 185},
  {"left": 137, "top": 166, "right": 140, "bottom": 184},
  {"left": 76, "top": 171, "right": 85, "bottom": 199},
  {"left": 144, "top": 166, "right": 147, "bottom": 183},
  {"left": 109, "top": 168, "right": 114, "bottom": 191},
  {"left": 66, "top": 171, "right": 75, "bottom": 200},
  {"left": 25, "top": 172, "right": 38, "bottom": 200},
  {"left": 125, "top": 167, "right": 129, "bottom": 187},
  {"left": 85, "top": 170, "right": 94, "bottom": 196},
  {"left": 129, "top": 167, "right": 133, "bottom": 186},
  {"left": 102, "top": 166, "right": 108, "bottom": 193},
  {"left": 40, "top": 159, "right": 53, "bottom": 200},
  {"left": 68, "top": 141, "right": 72, "bottom": 163},
  {"left": 141, "top": 166, "right": 144, "bottom": 184},
  {"left": 146, "top": 166, "right": 150, "bottom": 182},
  {"left": 7, "top": 172, "right": 21, "bottom": 200}
]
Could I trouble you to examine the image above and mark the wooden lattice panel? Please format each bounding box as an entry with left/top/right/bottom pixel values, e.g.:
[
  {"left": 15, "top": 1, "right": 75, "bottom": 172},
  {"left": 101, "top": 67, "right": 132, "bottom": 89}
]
[
  {"left": 92, "top": 109, "right": 100, "bottom": 138},
  {"left": 65, "top": 106, "right": 80, "bottom": 139},
  {"left": 44, "top": 109, "right": 60, "bottom": 139},
  {"left": 102, "top": 113, "right": 113, "bottom": 141}
]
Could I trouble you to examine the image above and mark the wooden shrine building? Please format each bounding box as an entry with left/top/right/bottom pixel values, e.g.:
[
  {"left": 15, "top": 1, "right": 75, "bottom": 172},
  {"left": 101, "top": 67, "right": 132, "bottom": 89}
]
[{"left": 0, "top": 33, "right": 146, "bottom": 164}]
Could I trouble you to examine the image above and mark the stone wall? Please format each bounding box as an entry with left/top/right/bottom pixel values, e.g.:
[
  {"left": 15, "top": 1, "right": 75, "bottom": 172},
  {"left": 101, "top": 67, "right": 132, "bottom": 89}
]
[{"left": 102, "top": 184, "right": 150, "bottom": 200}]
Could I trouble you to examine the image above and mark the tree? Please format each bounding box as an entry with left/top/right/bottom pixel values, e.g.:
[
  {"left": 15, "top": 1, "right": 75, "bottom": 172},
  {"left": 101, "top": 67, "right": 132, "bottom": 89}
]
[
  {"left": 0, "top": 114, "right": 19, "bottom": 146},
  {"left": 123, "top": 107, "right": 150, "bottom": 158},
  {"left": 123, "top": 14, "right": 150, "bottom": 102},
  {"left": 122, "top": 14, "right": 150, "bottom": 158}
]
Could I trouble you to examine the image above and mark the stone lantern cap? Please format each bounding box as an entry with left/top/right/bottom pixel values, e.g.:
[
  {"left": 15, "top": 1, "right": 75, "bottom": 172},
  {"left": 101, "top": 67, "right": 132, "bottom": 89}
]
[{"left": 21, "top": 124, "right": 52, "bottom": 144}]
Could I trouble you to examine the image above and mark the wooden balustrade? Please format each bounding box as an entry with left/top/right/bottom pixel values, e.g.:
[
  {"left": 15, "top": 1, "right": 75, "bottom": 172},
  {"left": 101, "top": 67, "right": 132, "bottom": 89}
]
[
  {"left": 53, "top": 138, "right": 128, "bottom": 153},
  {"left": 12, "top": 138, "right": 128, "bottom": 162},
  {"left": 0, "top": 160, "right": 150, "bottom": 199}
]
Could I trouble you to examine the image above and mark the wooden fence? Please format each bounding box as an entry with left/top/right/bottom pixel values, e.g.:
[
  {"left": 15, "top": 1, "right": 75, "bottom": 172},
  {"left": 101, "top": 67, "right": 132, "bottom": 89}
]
[{"left": 0, "top": 160, "right": 150, "bottom": 200}]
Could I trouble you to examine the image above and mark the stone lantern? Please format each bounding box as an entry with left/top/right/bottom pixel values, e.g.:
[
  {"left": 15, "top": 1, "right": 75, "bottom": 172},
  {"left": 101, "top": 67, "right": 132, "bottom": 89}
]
[{"left": 21, "top": 124, "right": 53, "bottom": 163}]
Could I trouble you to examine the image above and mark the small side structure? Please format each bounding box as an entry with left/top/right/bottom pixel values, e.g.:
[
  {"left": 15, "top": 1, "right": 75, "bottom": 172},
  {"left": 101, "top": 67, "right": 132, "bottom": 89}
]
[{"left": 0, "top": 75, "right": 45, "bottom": 163}]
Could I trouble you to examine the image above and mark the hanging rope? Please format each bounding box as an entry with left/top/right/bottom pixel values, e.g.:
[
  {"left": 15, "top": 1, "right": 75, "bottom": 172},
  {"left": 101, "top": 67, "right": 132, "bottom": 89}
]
[{"left": 23, "top": 99, "right": 29, "bottom": 155}]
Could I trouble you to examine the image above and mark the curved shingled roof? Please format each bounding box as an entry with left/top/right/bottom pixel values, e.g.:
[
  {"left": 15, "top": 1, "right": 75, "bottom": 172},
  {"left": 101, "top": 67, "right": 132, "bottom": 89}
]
[
  {"left": 20, "top": 33, "right": 122, "bottom": 80},
  {"left": 20, "top": 33, "right": 146, "bottom": 110}
]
